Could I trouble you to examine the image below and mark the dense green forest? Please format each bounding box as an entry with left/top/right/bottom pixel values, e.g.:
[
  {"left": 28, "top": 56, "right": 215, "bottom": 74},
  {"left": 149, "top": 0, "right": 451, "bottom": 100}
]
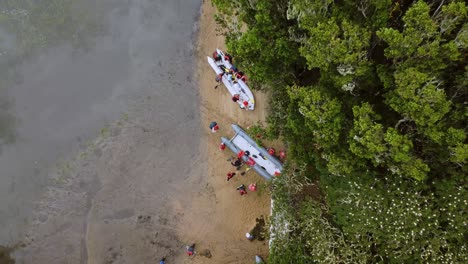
[{"left": 213, "top": 0, "right": 466, "bottom": 263}]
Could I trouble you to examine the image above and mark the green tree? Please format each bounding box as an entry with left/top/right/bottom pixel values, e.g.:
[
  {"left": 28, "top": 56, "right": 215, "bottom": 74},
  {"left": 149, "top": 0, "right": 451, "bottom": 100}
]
[
  {"left": 214, "top": 0, "right": 302, "bottom": 86},
  {"left": 299, "top": 19, "right": 371, "bottom": 89},
  {"left": 349, "top": 102, "right": 386, "bottom": 164},
  {"left": 212, "top": 0, "right": 468, "bottom": 262},
  {"left": 288, "top": 85, "right": 344, "bottom": 150},
  {"left": 386, "top": 68, "right": 451, "bottom": 142}
]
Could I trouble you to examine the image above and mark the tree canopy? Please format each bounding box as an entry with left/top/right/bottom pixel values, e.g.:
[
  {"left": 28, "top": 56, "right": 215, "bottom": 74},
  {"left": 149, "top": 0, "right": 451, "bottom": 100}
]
[{"left": 214, "top": 0, "right": 467, "bottom": 262}]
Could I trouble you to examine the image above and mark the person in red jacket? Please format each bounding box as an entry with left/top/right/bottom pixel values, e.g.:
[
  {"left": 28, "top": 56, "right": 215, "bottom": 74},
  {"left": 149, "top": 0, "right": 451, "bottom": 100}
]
[
  {"left": 214, "top": 72, "right": 224, "bottom": 89},
  {"left": 209, "top": 121, "right": 219, "bottom": 132},
  {"left": 246, "top": 157, "right": 256, "bottom": 166},
  {"left": 231, "top": 157, "right": 243, "bottom": 168},
  {"left": 236, "top": 71, "right": 248, "bottom": 82},
  {"left": 186, "top": 244, "right": 195, "bottom": 256},
  {"left": 232, "top": 94, "right": 240, "bottom": 102},
  {"left": 236, "top": 184, "right": 247, "bottom": 195},
  {"left": 227, "top": 172, "right": 236, "bottom": 181},
  {"left": 224, "top": 53, "right": 233, "bottom": 62},
  {"left": 213, "top": 51, "right": 222, "bottom": 62}
]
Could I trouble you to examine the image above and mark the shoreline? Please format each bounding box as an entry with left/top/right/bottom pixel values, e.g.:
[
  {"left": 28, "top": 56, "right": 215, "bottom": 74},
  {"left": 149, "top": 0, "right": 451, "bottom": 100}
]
[
  {"left": 173, "top": 0, "right": 271, "bottom": 263},
  {"left": 5, "top": 1, "right": 271, "bottom": 263}
]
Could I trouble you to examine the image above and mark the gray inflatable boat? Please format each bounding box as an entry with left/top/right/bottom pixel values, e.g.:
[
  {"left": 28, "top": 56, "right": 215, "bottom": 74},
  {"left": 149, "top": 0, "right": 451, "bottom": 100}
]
[{"left": 221, "top": 124, "right": 283, "bottom": 180}]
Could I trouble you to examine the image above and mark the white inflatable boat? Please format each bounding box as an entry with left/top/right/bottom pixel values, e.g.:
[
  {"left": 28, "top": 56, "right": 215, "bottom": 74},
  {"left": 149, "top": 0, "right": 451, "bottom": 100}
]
[{"left": 207, "top": 49, "right": 255, "bottom": 110}]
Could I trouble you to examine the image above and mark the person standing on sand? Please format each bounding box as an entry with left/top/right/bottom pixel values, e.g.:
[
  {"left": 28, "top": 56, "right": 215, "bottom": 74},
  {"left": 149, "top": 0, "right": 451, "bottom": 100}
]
[
  {"left": 159, "top": 257, "right": 166, "bottom": 264},
  {"left": 186, "top": 244, "right": 195, "bottom": 256},
  {"left": 227, "top": 172, "right": 236, "bottom": 181},
  {"left": 209, "top": 121, "right": 219, "bottom": 133},
  {"left": 214, "top": 72, "right": 224, "bottom": 89},
  {"left": 219, "top": 142, "right": 226, "bottom": 151},
  {"left": 236, "top": 184, "right": 247, "bottom": 195},
  {"left": 231, "top": 157, "right": 243, "bottom": 167}
]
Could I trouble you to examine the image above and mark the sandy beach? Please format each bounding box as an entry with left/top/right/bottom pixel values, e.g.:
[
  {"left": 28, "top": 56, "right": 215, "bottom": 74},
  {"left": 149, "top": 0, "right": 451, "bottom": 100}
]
[{"left": 173, "top": 1, "right": 271, "bottom": 263}]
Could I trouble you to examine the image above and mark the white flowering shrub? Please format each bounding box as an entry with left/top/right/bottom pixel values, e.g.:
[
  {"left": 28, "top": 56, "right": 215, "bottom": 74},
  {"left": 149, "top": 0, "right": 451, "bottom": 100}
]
[
  {"left": 270, "top": 163, "right": 368, "bottom": 263},
  {"left": 341, "top": 81, "right": 356, "bottom": 92},
  {"left": 270, "top": 161, "right": 467, "bottom": 263},
  {"left": 330, "top": 175, "right": 467, "bottom": 263},
  {"left": 269, "top": 164, "right": 315, "bottom": 264},
  {"left": 337, "top": 64, "right": 355, "bottom": 76}
]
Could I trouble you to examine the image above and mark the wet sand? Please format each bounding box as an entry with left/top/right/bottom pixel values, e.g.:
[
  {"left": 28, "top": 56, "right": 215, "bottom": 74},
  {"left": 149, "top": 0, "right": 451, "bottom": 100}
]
[
  {"left": 12, "top": 0, "right": 206, "bottom": 263},
  {"left": 1, "top": 0, "right": 202, "bottom": 246}
]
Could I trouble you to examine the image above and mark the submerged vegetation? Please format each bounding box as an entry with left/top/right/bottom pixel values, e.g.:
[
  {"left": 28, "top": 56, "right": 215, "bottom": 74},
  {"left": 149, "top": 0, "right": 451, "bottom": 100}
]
[
  {"left": 213, "top": 0, "right": 467, "bottom": 262},
  {"left": 0, "top": 245, "right": 15, "bottom": 264},
  {"left": 0, "top": 0, "right": 103, "bottom": 149},
  {"left": 0, "top": 0, "right": 103, "bottom": 57}
]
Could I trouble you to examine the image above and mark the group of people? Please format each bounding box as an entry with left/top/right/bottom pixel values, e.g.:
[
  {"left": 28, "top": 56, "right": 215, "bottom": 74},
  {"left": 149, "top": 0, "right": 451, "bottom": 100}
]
[
  {"left": 226, "top": 153, "right": 257, "bottom": 196},
  {"left": 213, "top": 51, "right": 251, "bottom": 109},
  {"left": 213, "top": 51, "right": 248, "bottom": 83}
]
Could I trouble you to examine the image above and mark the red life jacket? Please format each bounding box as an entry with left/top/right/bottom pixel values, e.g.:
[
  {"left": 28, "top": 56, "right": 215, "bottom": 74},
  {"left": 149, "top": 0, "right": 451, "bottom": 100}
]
[
  {"left": 224, "top": 54, "right": 232, "bottom": 62},
  {"left": 268, "top": 147, "right": 276, "bottom": 156},
  {"left": 219, "top": 143, "right": 226, "bottom": 150}
]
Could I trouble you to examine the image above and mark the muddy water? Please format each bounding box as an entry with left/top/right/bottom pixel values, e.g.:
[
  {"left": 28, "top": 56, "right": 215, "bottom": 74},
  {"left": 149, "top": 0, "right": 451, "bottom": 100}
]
[{"left": 0, "top": 0, "right": 203, "bottom": 262}]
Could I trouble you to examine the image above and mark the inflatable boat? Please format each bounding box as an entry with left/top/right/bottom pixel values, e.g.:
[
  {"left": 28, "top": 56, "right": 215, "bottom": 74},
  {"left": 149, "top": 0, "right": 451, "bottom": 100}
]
[
  {"left": 221, "top": 124, "right": 283, "bottom": 180},
  {"left": 207, "top": 49, "right": 255, "bottom": 110}
]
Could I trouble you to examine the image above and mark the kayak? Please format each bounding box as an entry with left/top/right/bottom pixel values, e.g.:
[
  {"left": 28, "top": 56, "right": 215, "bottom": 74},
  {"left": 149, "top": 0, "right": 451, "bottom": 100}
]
[{"left": 207, "top": 49, "right": 255, "bottom": 110}]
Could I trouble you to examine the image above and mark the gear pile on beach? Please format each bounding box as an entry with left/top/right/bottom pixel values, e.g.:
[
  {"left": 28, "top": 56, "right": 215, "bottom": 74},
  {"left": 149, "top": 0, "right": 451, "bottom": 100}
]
[{"left": 207, "top": 49, "right": 255, "bottom": 110}]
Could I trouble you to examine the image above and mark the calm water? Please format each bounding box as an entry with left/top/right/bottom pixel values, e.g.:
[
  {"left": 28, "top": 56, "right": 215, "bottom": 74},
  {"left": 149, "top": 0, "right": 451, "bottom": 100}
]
[{"left": 0, "top": 0, "right": 201, "bottom": 246}]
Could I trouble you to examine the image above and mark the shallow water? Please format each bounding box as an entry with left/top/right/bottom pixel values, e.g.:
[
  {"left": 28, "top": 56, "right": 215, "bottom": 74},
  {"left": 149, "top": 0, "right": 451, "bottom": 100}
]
[{"left": 0, "top": 0, "right": 202, "bottom": 257}]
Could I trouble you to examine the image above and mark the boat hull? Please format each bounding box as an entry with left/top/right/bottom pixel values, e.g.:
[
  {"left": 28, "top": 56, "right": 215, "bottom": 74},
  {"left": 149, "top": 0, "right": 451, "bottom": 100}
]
[
  {"left": 207, "top": 50, "right": 255, "bottom": 110},
  {"left": 221, "top": 124, "right": 283, "bottom": 180}
]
